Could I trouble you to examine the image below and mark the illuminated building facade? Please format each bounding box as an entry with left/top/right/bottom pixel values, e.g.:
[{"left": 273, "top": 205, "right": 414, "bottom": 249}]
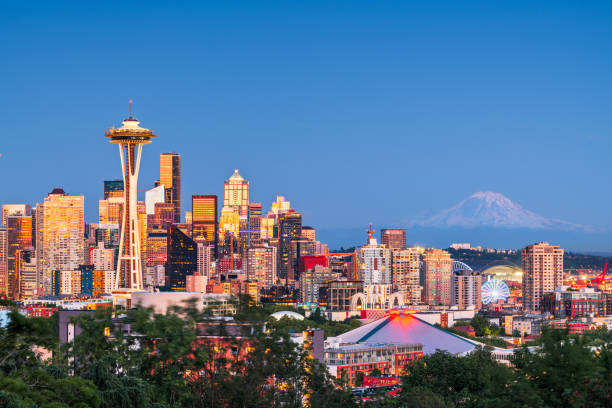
[
  {"left": 148, "top": 202, "right": 174, "bottom": 229},
  {"left": 36, "top": 188, "right": 85, "bottom": 295},
  {"left": 328, "top": 280, "right": 363, "bottom": 311},
  {"left": 2, "top": 204, "right": 31, "bottom": 227},
  {"left": 0, "top": 226, "right": 7, "bottom": 296},
  {"left": 106, "top": 112, "right": 156, "bottom": 291},
  {"left": 301, "top": 226, "right": 315, "bottom": 241},
  {"left": 90, "top": 242, "right": 114, "bottom": 271},
  {"left": 160, "top": 153, "right": 181, "bottom": 223},
  {"left": 247, "top": 203, "right": 262, "bottom": 246},
  {"left": 358, "top": 236, "right": 392, "bottom": 286},
  {"left": 166, "top": 224, "right": 197, "bottom": 291},
  {"left": 145, "top": 229, "right": 167, "bottom": 267},
  {"left": 103, "top": 180, "right": 124, "bottom": 199},
  {"left": 451, "top": 270, "right": 482, "bottom": 310},
  {"left": 522, "top": 242, "right": 564, "bottom": 312},
  {"left": 421, "top": 248, "right": 453, "bottom": 306},
  {"left": 197, "top": 242, "right": 212, "bottom": 277},
  {"left": 278, "top": 211, "right": 302, "bottom": 282},
  {"left": 223, "top": 169, "right": 249, "bottom": 217},
  {"left": 98, "top": 197, "right": 123, "bottom": 224},
  {"left": 16, "top": 247, "right": 36, "bottom": 300},
  {"left": 245, "top": 244, "right": 277, "bottom": 289},
  {"left": 7, "top": 215, "right": 32, "bottom": 299},
  {"left": 192, "top": 195, "right": 218, "bottom": 256},
  {"left": 299, "top": 264, "right": 341, "bottom": 303},
  {"left": 93, "top": 269, "right": 116, "bottom": 296},
  {"left": 381, "top": 229, "right": 406, "bottom": 250},
  {"left": 391, "top": 248, "right": 421, "bottom": 304}
]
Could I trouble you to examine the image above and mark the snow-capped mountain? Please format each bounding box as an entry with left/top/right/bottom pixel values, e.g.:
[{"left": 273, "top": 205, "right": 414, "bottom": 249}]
[{"left": 414, "top": 191, "right": 587, "bottom": 231}]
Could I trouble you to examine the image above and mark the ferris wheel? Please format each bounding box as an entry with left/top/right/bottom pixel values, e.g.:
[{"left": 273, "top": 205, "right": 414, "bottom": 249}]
[{"left": 481, "top": 277, "right": 510, "bottom": 305}]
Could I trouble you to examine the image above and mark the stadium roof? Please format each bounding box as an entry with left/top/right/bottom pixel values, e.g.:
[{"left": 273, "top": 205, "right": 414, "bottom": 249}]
[{"left": 330, "top": 313, "right": 478, "bottom": 355}]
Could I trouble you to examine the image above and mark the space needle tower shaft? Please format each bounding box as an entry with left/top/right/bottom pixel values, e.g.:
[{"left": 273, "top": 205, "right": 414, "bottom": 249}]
[{"left": 105, "top": 102, "right": 156, "bottom": 291}]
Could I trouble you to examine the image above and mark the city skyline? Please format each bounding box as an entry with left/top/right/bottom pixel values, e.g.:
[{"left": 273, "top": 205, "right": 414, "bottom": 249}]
[{"left": 2, "top": 1, "right": 612, "bottom": 251}]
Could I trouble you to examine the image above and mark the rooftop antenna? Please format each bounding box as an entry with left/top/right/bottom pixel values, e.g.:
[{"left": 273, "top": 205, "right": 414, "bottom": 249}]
[{"left": 129, "top": 99, "right": 133, "bottom": 118}]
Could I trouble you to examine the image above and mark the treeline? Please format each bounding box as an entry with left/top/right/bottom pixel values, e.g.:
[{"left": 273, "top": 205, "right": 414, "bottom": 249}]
[{"left": 0, "top": 304, "right": 610, "bottom": 407}]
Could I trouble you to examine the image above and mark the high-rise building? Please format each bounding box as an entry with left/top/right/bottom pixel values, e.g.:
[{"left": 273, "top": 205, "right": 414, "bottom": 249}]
[
  {"left": 36, "top": 188, "right": 85, "bottom": 295},
  {"left": 93, "top": 269, "right": 115, "bottom": 296},
  {"left": 197, "top": 242, "right": 212, "bottom": 277},
  {"left": 145, "top": 185, "right": 165, "bottom": 215},
  {"left": 192, "top": 195, "right": 218, "bottom": 256},
  {"left": 0, "top": 226, "right": 7, "bottom": 296},
  {"left": 245, "top": 244, "right": 277, "bottom": 289},
  {"left": 103, "top": 180, "right": 124, "bottom": 199},
  {"left": 391, "top": 248, "right": 421, "bottom": 304},
  {"left": 160, "top": 153, "right": 181, "bottom": 223},
  {"left": 145, "top": 228, "right": 167, "bottom": 268},
  {"left": 421, "top": 248, "right": 453, "bottom": 306},
  {"left": 148, "top": 202, "right": 174, "bottom": 229},
  {"left": 6, "top": 215, "right": 32, "bottom": 299},
  {"left": 451, "top": 271, "right": 482, "bottom": 310},
  {"left": 247, "top": 203, "right": 262, "bottom": 246},
  {"left": 106, "top": 111, "right": 156, "bottom": 291},
  {"left": 358, "top": 235, "right": 392, "bottom": 286},
  {"left": 224, "top": 169, "right": 249, "bottom": 217},
  {"left": 381, "top": 229, "right": 406, "bottom": 250},
  {"left": 90, "top": 242, "right": 114, "bottom": 271},
  {"left": 278, "top": 211, "right": 302, "bottom": 282},
  {"left": 1, "top": 204, "right": 31, "bottom": 227},
  {"left": 16, "top": 247, "right": 36, "bottom": 300},
  {"left": 301, "top": 226, "right": 316, "bottom": 242},
  {"left": 299, "top": 264, "right": 341, "bottom": 303},
  {"left": 522, "top": 242, "right": 564, "bottom": 312},
  {"left": 165, "top": 224, "right": 197, "bottom": 291},
  {"left": 98, "top": 197, "right": 123, "bottom": 224}
]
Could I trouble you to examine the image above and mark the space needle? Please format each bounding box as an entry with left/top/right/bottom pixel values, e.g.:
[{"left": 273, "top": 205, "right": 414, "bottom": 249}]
[{"left": 105, "top": 102, "right": 156, "bottom": 292}]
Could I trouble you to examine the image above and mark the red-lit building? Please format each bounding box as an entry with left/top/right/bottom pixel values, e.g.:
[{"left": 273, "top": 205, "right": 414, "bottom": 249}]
[
  {"left": 324, "top": 342, "right": 422, "bottom": 385},
  {"left": 541, "top": 287, "right": 606, "bottom": 318},
  {"left": 298, "top": 255, "right": 328, "bottom": 275},
  {"left": 548, "top": 319, "right": 598, "bottom": 335},
  {"left": 25, "top": 307, "right": 57, "bottom": 318}
]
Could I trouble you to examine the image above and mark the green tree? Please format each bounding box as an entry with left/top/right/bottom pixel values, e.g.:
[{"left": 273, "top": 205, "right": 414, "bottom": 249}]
[
  {"left": 470, "top": 315, "right": 489, "bottom": 337},
  {"left": 512, "top": 328, "right": 609, "bottom": 407}
]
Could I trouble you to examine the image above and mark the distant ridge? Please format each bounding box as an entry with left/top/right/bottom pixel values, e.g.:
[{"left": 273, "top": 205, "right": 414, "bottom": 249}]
[{"left": 412, "top": 191, "right": 589, "bottom": 231}]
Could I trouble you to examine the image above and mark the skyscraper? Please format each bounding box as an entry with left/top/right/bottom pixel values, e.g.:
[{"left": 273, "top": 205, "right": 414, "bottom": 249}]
[
  {"left": 358, "top": 235, "right": 392, "bottom": 285},
  {"left": 103, "top": 180, "right": 124, "bottom": 199},
  {"left": 381, "top": 229, "right": 406, "bottom": 250},
  {"left": 192, "top": 195, "right": 218, "bottom": 256},
  {"left": 421, "top": 248, "right": 452, "bottom": 306},
  {"left": 223, "top": 169, "right": 249, "bottom": 217},
  {"left": 522, "top": 242, "right": 564, "bottom": 312},
  {"left": 451, "top": 271, "right": 482, "bottom": 310},
  {"left": 247, "top": 203, "right": 262, "bottom": 246},
  {"left": 278, "top": 211, "right": 302, "bottom": 282},
  {"left": 160, "top": 153, "right": 181, "bottom": 223},
  {"left": 36, "top": 188, "right": 85, "bottom": 295},
  {"left": 6, "top": 215, "right": 32, "bottom": 299},
  {"left": 245, "top": 244, "right": 277, "bottom": 289},
  {"left": 391, "top": 248, "right": 421, "bottom": 303},
  {"left": 106, "top": 111, "right": 156, "bottom": 291},
  {"left": 1, "top": 204, "right": 31, "bottom": 227},
  {"left": 165, "top": 224, "right": 197, "bottom": 291}
]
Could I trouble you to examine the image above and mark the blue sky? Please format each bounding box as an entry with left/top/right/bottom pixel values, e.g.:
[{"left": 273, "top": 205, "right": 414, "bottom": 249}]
[{"left": 1, "top": 1, "right": 611, "bottom": 245}]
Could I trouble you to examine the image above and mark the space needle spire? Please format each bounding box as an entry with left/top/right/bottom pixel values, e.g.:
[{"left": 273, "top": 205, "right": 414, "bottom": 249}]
[{"left": 105, "top": 102, "right": 156, "bottom": 291}]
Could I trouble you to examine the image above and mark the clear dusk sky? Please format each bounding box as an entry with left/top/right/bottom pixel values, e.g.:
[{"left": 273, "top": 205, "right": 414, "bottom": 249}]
[{"left": 1, "top": 1, "right": 611, "bottom": 242}]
